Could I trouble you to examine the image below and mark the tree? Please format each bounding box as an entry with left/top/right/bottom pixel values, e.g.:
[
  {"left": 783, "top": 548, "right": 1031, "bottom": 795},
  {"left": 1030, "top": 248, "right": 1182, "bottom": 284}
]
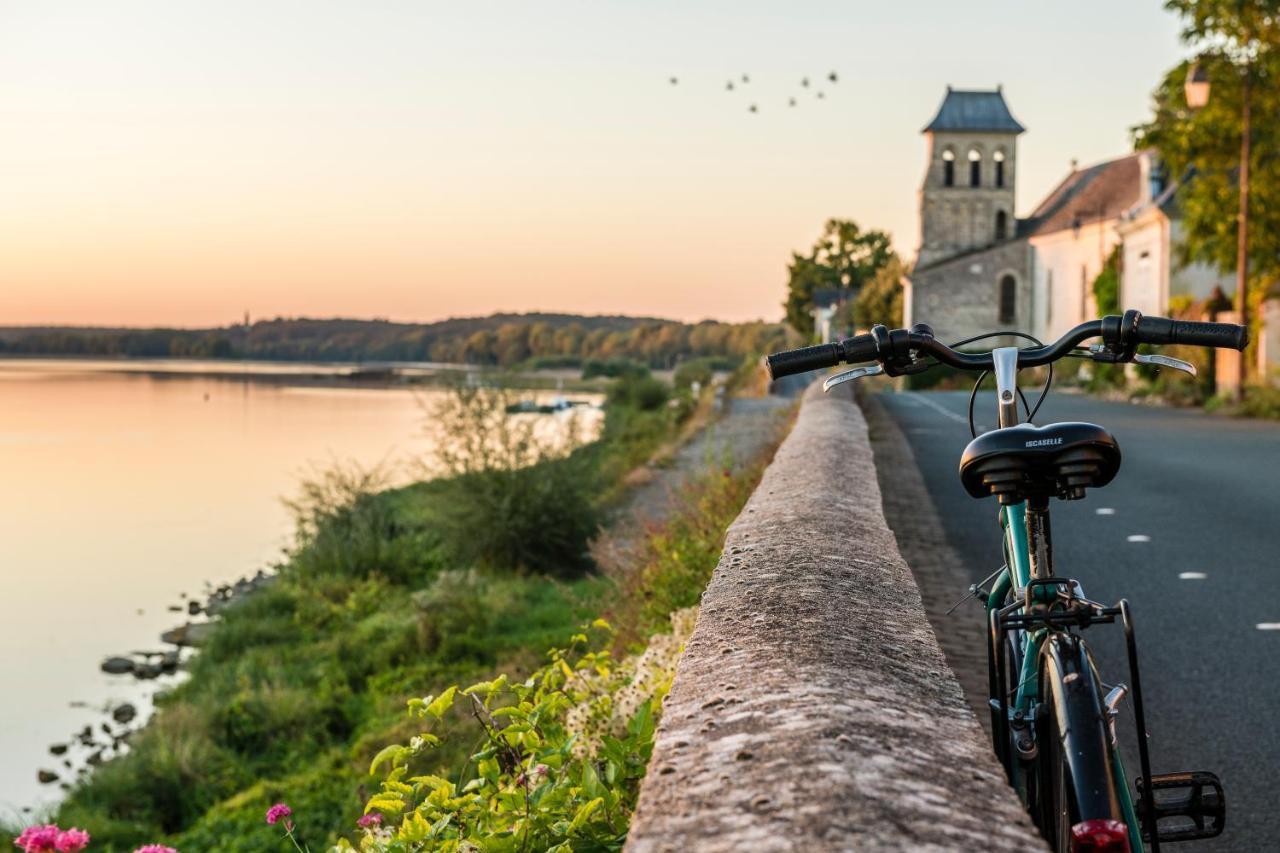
[
  {"left": 852, "top": 254, "right": 906, "bottom": 329},
  {"left": 1135, "top": 3, "right": 1280, "bottom": 317},
  {"left": 783, "top": 219, "right": 894, "bottom": 336}
]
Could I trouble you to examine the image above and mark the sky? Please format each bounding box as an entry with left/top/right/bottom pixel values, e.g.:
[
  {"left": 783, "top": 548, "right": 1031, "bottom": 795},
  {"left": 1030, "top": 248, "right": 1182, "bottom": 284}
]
[{"left": 0, "top": 1, "right": 1189, "bottom": 327}]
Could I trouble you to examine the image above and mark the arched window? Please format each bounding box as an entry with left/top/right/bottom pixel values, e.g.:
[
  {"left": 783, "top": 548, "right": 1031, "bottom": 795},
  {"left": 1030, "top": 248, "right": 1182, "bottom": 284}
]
[
  {"left": 995, "top": 210, "right": 1008, "bottom": 241},
  {"left": 968, "top": 148, "right": 982, "bottom": 187},
  {"left": 942, "top": 148, "right": 955, "bottom": 187},
  {"left": 998, "top": 275, "right": 1017, "bottom": 324},
  {"left": 993, "top": 149, "right": 1006, "bottom": 188}
]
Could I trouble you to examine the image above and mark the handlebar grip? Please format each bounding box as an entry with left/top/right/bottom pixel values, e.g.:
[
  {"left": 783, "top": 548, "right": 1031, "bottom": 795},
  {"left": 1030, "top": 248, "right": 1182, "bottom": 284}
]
[
  {"left": 764, "top": 334, "right": 879, "bottom": 380},
  {"left": 1135, "top": 317, "right": 1249, "bottom": 351}
]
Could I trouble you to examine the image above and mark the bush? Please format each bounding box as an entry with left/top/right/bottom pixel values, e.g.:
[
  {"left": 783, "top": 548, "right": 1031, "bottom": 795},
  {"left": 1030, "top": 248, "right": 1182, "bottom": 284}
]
[
  {"left": 432, "top": 384, "right": 602, "bottom": 575},
  {"left": 607, "top": 374, "right": 669, "bottom": 411},
  {"left": 672, "top": 357, "right": 715, "bottom": 390}
]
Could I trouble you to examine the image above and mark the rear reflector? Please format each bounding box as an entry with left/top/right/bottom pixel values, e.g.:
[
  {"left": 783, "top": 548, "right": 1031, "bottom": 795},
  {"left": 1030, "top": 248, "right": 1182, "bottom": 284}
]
[{"left": 1070, "top": 819, "right": 1131, "bottom": 852}]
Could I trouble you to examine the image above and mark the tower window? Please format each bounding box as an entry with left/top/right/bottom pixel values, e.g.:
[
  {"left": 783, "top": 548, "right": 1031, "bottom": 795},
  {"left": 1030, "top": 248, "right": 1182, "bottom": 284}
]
[
  {"left": 942, "top": 149, "right": 955, "bottom": 187},
  {"left": 994, "top": 149, "right": 1006, "bottom": 188},
  {"left": 969, "top": 148, "right": 982, "bottom": 187},
  {"left": 998, "top": 275, "right": 1016, "bottom": 324},
  {"left": 995, "top": 210, "right": 1008, "bottom": 241}
]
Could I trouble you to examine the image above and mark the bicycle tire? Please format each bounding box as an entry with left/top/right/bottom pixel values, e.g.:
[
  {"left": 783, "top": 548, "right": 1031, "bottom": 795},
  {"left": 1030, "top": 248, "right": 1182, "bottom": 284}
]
[{"left": 1032, "top": 633, "right": 1127, "bottom": 851}]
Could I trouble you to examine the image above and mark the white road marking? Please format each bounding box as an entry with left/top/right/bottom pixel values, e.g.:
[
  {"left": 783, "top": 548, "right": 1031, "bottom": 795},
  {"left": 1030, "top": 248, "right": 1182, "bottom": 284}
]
[
  {"left": 1095, "top": 508, "right": 1116, "bottom": 516},
  {"left": 905, "top": 393, "right": 970, "bottom": 425},
  {"left": 1179, "top": 572, "right": 1207, "bottom": 580},
  {"left": 1127, "top": 534, "right": 1151, "bottom": 543},
  {"left": 1257, "top": 623, "right": 1280, "bottom": 631}
]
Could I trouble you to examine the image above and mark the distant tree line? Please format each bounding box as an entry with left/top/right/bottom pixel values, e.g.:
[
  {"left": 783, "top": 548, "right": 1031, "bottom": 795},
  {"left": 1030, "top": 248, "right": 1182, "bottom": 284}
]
[{"left": 0, "top": 313, "right": 794, "bottom": 368}]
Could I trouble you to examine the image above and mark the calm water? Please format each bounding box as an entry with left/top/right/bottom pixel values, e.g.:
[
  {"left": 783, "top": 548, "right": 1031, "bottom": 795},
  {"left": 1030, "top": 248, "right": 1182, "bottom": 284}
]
[{"left": 0, "top": 362, "right": 457, "bottom": 813}]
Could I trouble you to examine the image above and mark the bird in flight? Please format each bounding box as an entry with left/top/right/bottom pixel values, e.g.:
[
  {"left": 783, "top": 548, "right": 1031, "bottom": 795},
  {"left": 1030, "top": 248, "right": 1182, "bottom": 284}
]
[
  {"left": 801, "top": 76, "right": 810, "bottom": 88},
  {"left": 726, "top": 80, "right": 735, "bottom": 91},
  {"left": 669, "top": 76, "right": 678, "bottom": 85},
  {"left": 788, "top": 97, "right": 797, "bottom": 107},
  {"left": 828, "top": 71, "right": 838, "bottom": 83},
  {"left": 749, "top": 104, "right": 758, "bottom": 113},
  {"left": 817, "top": 91, "right": 826, "bottom": 99},
  {"left": 742, "top": 73, "right": 750, "bottom": 83}
]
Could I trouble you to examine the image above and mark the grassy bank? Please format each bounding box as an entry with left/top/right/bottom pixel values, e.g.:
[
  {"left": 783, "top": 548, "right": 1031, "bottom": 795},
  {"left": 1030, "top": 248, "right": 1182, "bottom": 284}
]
[{"left": 7, "top": 369, "right": 784, "bottom": 851}]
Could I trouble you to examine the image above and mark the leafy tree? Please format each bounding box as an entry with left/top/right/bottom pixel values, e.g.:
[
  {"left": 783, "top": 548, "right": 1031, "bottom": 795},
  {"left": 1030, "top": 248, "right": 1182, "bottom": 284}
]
[
  {"left": 783, "top": 219, "right": 894, "bottom": 337},
  {"left": 1135, "top": 2, "right": 1280, "bottom": 330},
  {"left": 852, "top": 253, "right": 907, "bottom": 329},
  {"left": 1092, "top": 245, "right": 1122, "bottom": 317}
]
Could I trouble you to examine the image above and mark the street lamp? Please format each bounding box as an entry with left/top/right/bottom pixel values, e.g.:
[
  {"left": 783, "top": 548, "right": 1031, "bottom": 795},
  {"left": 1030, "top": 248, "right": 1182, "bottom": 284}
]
[{"left": 1185, "top": 58, "right": 1251, "bottom": 396}]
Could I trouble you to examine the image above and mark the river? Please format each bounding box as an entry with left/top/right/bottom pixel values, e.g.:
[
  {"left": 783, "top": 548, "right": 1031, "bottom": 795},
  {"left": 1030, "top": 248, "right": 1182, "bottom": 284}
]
[{"left": 0, "top": 360, "right": 597, "bottom": 815}]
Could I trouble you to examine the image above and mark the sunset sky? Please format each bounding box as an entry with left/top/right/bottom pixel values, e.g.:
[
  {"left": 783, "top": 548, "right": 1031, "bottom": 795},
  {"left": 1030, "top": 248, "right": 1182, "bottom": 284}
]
[{"left": 0, "top": 1, "right": 1186, "bottom": 327}]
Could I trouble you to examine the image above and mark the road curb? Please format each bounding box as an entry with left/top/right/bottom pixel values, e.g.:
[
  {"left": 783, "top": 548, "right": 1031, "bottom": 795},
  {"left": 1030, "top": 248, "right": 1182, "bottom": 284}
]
[{"left": 626, "top": 382, "right": 1045, "bottom": 852}]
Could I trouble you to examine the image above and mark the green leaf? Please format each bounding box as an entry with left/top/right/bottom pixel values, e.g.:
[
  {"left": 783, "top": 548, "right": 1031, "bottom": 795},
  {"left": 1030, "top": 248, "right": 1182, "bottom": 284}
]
[
  {"left": 369, "top": 744, "right": 405, "bottom": 775},
  {"left": 568, "top": 797, "right": 604, "bottom": 834},
  {"left": 426, "top": 685, "right": 457, "bottom": 719},
  {"left": 365, "top": 793, "right": 407, "bottom": 815}
]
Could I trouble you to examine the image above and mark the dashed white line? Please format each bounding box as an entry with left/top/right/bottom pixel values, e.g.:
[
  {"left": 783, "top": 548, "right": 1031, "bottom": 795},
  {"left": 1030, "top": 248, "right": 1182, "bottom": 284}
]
[
  {"left": 1257, "top": 623, "right": 1280, "bottom": 631},
  {"left": 1178, "top": 572, "right": 1207, "bottom": 580},
  {"left": 1127, "top": 534, "right": 1151, "bottom": 543},
  {"left": 1095, "top": 508, "right": 1115, "bottom": 516}
]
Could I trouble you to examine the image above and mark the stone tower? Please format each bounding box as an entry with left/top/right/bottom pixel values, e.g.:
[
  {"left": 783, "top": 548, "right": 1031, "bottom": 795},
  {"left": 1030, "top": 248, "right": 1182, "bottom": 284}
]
[{"left": 916, "top": 87, "right": 1024, "bottom": 268}]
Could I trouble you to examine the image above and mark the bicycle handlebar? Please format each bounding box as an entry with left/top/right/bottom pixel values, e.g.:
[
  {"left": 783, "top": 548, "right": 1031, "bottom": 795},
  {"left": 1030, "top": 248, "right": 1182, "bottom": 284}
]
[{"left": 764, "top": 312, "right": 1248, "bottom": 380}]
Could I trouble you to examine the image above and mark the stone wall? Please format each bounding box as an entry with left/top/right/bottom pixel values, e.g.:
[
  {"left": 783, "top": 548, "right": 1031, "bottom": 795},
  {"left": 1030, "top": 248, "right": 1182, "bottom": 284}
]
[
  {"left": 907, "top": 238, "right": 1031, "bottom": 343},
  {"left": 625, "top": 382, "right": 1045, "bottom": 852}
]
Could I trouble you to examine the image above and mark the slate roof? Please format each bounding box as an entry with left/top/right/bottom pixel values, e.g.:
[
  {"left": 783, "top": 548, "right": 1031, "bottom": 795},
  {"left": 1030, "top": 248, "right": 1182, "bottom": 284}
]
[
  {"left": 1022, "top": 153, "right": 1144, "bottom": 237},
  {"left": 923, "top": 88, "right": 1025, "bottom": 134}
]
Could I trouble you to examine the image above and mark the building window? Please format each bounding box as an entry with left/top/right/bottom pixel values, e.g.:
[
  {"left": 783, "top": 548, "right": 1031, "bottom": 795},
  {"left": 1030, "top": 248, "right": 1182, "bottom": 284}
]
[
  {"left": 942, "top": 149, "right": 955, "bottom": 187},
  {"left": 995, "top": 210, "right": 1008, "bottom": 241},
  {"left": 998, "top": 275, "right": 1016, "bottom": 324},
  {"left": 969, "top": 148, "right": 982, "bottom": 187},
  {"left": 994, "top": 149, "right": 1006, "bottom": 188}
]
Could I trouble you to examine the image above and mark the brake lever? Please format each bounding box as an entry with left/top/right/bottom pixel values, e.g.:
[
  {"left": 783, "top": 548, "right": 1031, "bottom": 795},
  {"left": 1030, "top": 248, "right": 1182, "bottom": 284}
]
[
  {"left": 1133, "top": 353, "right": 1197, "bottom": 377},
  {"left": 822, "top": 364, "right": 884, "bottom": 392}
]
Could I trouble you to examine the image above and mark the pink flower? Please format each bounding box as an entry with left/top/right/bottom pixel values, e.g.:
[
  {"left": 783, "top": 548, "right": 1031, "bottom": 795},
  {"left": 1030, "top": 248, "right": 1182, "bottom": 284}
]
[
  {"left": 54, "top": 829, "right": 90, "bottom": 853},
  {"left": 133, "top": 847, "right": 178, "bottom": 853},
  {"left": 264, "top": 802, "right": 292, "bottom": 826},
  {"left": 356, "top": 813, "right": 382, "bottom": 828},
  {"left": 14, "top": 825, "right": 61, "bottom": 853}
]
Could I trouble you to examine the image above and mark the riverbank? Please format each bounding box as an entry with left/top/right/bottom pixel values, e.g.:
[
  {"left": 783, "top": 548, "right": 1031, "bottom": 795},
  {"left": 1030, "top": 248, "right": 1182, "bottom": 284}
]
[{"left": 4, "top": 365, "right": 791, "bottom": 850}]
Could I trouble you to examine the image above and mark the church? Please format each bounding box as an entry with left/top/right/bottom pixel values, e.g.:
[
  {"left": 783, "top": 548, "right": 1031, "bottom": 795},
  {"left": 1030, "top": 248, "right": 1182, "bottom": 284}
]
[{"left": 903, "top": 87, "right": 1198, "bottom": 345}]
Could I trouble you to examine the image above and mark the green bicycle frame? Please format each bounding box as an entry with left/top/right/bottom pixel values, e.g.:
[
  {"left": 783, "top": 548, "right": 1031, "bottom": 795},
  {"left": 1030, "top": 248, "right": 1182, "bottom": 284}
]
[{"left": 982, "top": 344, "right": 1144, "bottom": 850}]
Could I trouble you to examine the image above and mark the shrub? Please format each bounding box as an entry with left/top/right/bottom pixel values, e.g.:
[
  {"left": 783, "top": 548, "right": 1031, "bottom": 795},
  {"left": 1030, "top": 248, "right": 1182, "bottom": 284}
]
[
  {"left": 346, "top": 612, "right": 695, "bottom": 852},
  {"left": 607, "top": 374, "right": 669, "bottom": 411},
  {"left": 672, "top": 357, "right": 715, "bottom": 390},
  {"left": 431, "top": 384, "right": 602, "bottom": 575},
  {"left": 582, "top": 357, "right": 650, "bottom": 380}
]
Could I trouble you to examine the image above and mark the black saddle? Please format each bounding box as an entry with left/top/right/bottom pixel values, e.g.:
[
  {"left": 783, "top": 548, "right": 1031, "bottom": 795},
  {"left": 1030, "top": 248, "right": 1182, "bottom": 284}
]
[{"left": 959, "top": 422, "right": 1121, "bottom": 505}]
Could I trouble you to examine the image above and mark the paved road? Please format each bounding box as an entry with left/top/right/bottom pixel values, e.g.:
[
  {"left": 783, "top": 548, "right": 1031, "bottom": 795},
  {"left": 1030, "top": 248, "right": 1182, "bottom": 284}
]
[{"left": 876, "top": 389, "right": 1280, "bottom": 853}]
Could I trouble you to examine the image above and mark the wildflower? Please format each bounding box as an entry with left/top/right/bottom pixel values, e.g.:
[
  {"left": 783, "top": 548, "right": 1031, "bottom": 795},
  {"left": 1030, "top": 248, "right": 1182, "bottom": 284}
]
[
  {"left": 54, "top": 830, "right": 90, "bottom": 853},
  {"left": 13, "top": 825, "right": 61, "bottom": 853},
  {"left": 356, "top": 813, "right": 382, "bottom": 828},
  {"left": 133, "top": 847, "right": 178, "bottom": 853},
  {"left": 265, "top": 803, "right": 293, "bottom": 826}
]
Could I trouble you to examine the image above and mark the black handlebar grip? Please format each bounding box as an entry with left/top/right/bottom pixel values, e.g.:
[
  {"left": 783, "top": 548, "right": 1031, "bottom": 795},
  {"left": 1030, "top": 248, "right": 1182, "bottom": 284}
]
[
  {"left": 764, "top": 342, "right": 841, "bottom": 380},
  {"left": 1135, "top": 316, "right": 1249, "bottom": 351},
  {"left": 764, "top": 334, "right": 879, "bottom": 380}
]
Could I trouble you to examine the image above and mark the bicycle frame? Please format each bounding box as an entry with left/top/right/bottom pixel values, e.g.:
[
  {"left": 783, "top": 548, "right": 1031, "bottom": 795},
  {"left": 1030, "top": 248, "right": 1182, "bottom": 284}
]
[{"left": 982, "top": 347, "right": 1146, "bottom": 851}]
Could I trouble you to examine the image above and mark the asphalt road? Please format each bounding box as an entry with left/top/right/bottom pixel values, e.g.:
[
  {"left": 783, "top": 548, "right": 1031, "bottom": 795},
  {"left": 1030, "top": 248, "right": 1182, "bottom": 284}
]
[{"left": 876, "top": 388, "right": 1280, "bottom": 853}]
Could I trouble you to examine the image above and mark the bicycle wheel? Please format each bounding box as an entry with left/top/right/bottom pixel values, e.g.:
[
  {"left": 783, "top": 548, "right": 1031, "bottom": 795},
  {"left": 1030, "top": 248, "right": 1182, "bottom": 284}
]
[{"left": 1032, "top": 633, "right": 1129, "bottom": 852}]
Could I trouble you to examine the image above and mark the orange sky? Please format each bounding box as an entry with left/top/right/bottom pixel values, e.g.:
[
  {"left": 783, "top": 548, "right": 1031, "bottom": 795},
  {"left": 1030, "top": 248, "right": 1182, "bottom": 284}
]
[{"left": 0, "top": 1, "right": 1185, "bottom": 327}]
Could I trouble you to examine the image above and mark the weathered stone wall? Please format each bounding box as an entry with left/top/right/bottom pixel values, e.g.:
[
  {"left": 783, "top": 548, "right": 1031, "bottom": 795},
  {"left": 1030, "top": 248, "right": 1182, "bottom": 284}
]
[
  {"left": 908, "top": 238, "right": 1031, "bottom": 343},
  {"left": 626, "top": 383, "right": 1044, "bottom": 852}
]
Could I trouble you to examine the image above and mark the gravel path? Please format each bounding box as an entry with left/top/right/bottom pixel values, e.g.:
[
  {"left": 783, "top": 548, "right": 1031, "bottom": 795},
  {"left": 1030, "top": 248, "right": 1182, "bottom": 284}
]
[{"left": 592, "top": 390, "right": 795, "bottom": 579}]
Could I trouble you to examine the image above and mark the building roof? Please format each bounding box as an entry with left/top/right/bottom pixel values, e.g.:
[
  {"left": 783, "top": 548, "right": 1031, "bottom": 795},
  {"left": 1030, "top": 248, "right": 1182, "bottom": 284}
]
[
  {"left": 923, "top": 87, "right": 1025, "bottom": 134},
  {"left": 1022, "top": 153, "right": 1144, "bottom": 237}
]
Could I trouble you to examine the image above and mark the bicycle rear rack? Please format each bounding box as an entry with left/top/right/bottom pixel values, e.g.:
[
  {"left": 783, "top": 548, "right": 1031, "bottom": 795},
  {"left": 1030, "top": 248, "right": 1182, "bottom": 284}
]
[{"left": 989, "top": 580, "right": 1163, "bottom": 851}]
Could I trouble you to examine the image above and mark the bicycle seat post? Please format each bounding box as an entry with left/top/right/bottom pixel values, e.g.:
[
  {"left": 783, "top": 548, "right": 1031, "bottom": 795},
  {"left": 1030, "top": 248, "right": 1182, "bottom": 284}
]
[{"left": 992, "top": 346, "right": 1020, "bottom": 429}]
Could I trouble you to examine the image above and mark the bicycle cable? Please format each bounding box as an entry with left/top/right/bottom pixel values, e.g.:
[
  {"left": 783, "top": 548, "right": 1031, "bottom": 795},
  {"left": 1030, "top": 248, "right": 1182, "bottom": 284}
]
[{"left": 949, "top": 331, "right": 1052, "bottom": 437}]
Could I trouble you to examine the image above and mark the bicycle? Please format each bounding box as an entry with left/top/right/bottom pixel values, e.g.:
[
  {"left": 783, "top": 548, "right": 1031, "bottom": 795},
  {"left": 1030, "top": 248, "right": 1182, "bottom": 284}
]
[{"left": 764, "top": 311, "right": 1245, "bottom": 852}]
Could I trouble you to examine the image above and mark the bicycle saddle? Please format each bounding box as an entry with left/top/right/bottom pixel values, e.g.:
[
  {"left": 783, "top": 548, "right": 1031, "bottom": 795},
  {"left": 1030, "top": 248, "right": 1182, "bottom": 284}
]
[{"left": 959, "top": 422, "right": 1121, "bottom": 505}]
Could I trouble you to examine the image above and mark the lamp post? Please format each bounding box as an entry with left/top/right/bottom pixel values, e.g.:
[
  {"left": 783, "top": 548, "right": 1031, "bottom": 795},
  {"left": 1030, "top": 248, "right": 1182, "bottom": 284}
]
[{"left": 1185, "top": 58, "right": 1251, "bottom": 396}]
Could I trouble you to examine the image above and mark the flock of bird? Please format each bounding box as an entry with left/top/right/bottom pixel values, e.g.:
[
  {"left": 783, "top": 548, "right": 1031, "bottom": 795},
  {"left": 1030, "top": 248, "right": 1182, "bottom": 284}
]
[{"left": 668, "top": 71, "right": 839, "bottom": 113}]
